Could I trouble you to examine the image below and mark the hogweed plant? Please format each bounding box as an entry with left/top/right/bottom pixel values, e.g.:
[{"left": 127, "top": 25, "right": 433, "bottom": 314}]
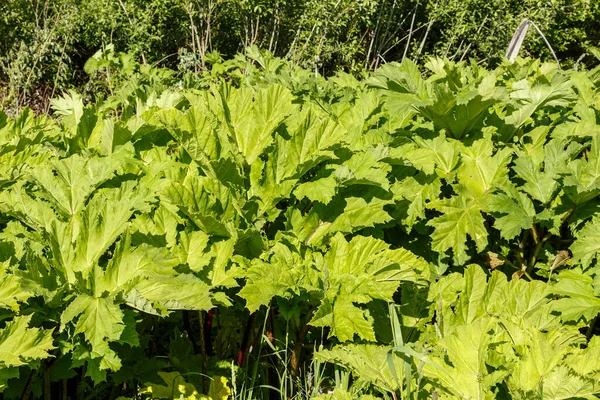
[{"left": 1, "top": 50, "right": 600, "bottom": 399}]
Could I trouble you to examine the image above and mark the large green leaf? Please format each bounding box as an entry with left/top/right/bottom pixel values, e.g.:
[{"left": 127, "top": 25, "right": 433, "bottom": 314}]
[
  {"left": 503, "top": 74, "right": 576, "bottom": 138},
  {"left": 0, "top": 262, "right": 34, "bottom": 311},
  {"left": 61, "top": 294, "right": 125, "bottom": 370},
  {"left": 413, "top": 73, "right": 504, "bottom": 139},
  {"left": 563, "top": 135, "right": 600, "bottom": 202},
  {"left": 275, "top": 107, "right": 346, "bottom": 182},
  {"left": 221, "top": 84, "right": 296, "bottom": 165},
  {"left": 315, "top": 344, "right": 405, "bottom": 393},
  {"left": 425, "top": 318, "right": 505, "bottom": 399},
  {"left": 0, "top": 315, "right": 55, "bottom": 368},
  {"left": 306, "top": 196, "right": 393, "bottom": 246},
  {"left": 488, "top": 189, "right": 536, "bottom": 240},
  {"left": 30, "top": 153, "right": 124, "bottom": 220},
  {"left": 135, "top": 274, "right": 213, "bottom": 312},
  {"left": 310, "top": 234, "right": 426, "bottom": 341},
  {"left": 391, "top": 173, "right": 441, "bottom": 231},
  {"left": 239, "top": 241, "right": 318, "bottom": 312},
  {"left": 551, "top": 270, "right": 600, "bottom": 323},
  {"left": 0, "top": 315, "right": 55, "bottom": 392},
  {"left": 70, "top": 183, "right": 150, "bottom": 280},
  {"left": 162, "top": 175, "right": 240, "bottom": 238},
  {"left": 457, "top": 139, "right": 512, "bottom": 199},
  {"left": 427, "top": 194, "right": 488, "bottom": 265},
  {"left": 570, "top": 216, "right": 600, "bottom": 269},
  {"left": 405, "top": 134, "right": 460, "bottom": 177}
]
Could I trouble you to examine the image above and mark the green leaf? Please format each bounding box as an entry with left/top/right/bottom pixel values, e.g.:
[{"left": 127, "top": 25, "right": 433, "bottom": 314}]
[
  {"left": 61, "top": 295, "right": 125, "bottom": 368},
  {"left": 208, "top": 376, "right": 231, "bottom": 400},
  {"left": 0, "top": 315, "right": 55, "bottom": 368},
  {"left": 274, "top": 107, "right": 346, "bottom": 181},
  {"left": 488, "top": 190, "right": 536, "bottom": 240},
  {"left": 316, "top": 344, "right": 405, "bottom": 393},
  {"left": 367, "top": 59, "right": 427, "bottom": 97},
  {"left": 294, "top": 175, "right": 337, "bottom": 204},
  {"left": 391, "top": 173, "right": 441, "bottom": 231},
  {"left": 508, "top": 327, "right": 585, "bottom": 394},
  {"left": 539, "top": 365, "right": 600, "bottom": 400},
  {"left": 141, "top": 371, "right": 198, "bottom": 399},
  {"left": 0, "top": 262, "right": 34, "bottom": 311},
  {"left": 427, "top": 194, "right": 488, "bottom": 265},
  {"left": 152, "top": 105, "right": 222, "bottom": 163},
  {"left": 310, "top": 234, "right": 426, "bottom": 341},
  {"left": 0, "top": 182, "right": 60, "bottom": 233},
  {"left": 239, "top": 241, "right": 318, "bottom": 312},
  {"left": 565, "top": 336, "right": 600, "bottom": 377},
  {"left": 457, "top": 139, "right": 512, "bottom": 198},
  {"left": 102, "top": 239, "right": 179, "bottom": 294},
  {"left": 551, "top": 270, "right": 600, "bottom": 323},
  {"left": 452, "top": 265, "right": 489, "bottom": 326},
  {"left": 504, "top": 74, "right": 576, "bottom": 136},
  {"left": 329, "top": 299, "right": 376, "bottom": 342},
  {"left": 131, "top": 205, "right": 180, "bottom": 248},
  {"left": 333, "top": 150, "right": 391, "bottom": 190},
  {"left": 570, "top": 216, "right": 600, "bottom": 269},
  {"left": 563, "top": 135, "right": 600, "bottom": 200},
  {"left": 0, "top": 368, "right": 20, "bottom": 394},
  {"left": 135, "top": 274, "right": 213, "bottom": 311},
  {"left": 71, "top": 183, "right": 150, "bottom": 280},
  {"left": 307, "top": 196, "right": 393, "bottom": 246},
  {"left": 493, "top": 279, "right": 552, "bottom": 326},
  {"left": 222, "top": 84, "right": 296, "bottom": 165},
  {"left": 513, "top": 157, "right": 559, "bottom": 204},
  {"left": 425, "top": 318, "right": 504, "bottom": 399},
  {"left": 163, "top": 176, "right": 239, "bottom": 238},
  {"left": 30, "top": 154, "right": 123, "bottom": 220},
  {"left": 414, "top": 73, "right": 503, "bottom": 139},
  {"left": 405, "top": 134, "right": 459, "bottom": 177},
  {"left": 50, "top": 91, "right": 84, "bottom": 132}
]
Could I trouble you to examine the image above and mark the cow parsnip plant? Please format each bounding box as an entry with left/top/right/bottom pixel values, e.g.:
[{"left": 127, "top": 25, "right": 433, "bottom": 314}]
[{"left": 1, "top": 52, "right": 600, "bottom": 399}]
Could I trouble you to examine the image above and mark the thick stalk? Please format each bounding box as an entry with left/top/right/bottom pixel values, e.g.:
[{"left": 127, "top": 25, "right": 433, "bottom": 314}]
[
  {"left": 199, "top": 311, "right": 208, "bottom": 394},
  {"left": 62, "top": 379, "right": 68, "bottom": 400},
  {"left": 43, "top": 363, "right": 51, "bottom": 400},
  {"left": 527, "top": 230, "right": 551, "bottom": 275},
  {"left": 290, "top": 308, "right": 315, "bottom": 376},
  {"left": 20, "top": 368, "right": 39, "bottom": 400},
  {"left": 237, "top": 312, "right": 257, "bottom": 367},
  {"left": 265, "top": 311, "right": 279, "bottom": 400},
  {"left": 77, "top": 366, "right": 86, "bottom": 400}
]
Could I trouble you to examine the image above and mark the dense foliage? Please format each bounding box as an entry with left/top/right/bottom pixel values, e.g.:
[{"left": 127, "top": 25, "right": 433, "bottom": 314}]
[
  {"left": 1, "top": 50, "right": 600, "bottom": 399},
  {"left": 1, "top": 0, "right": 599, "bottom": 110}
]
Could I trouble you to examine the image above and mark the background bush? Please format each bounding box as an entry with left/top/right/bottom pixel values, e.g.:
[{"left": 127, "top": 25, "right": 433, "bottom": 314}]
[{"left": 1, "top": 0, "right": 599, "bottom": 111}]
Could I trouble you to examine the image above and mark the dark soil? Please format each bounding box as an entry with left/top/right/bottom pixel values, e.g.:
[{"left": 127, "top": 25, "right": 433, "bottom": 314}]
[{"left": 0, "top": 82, "right": 54, "bottom": 117}]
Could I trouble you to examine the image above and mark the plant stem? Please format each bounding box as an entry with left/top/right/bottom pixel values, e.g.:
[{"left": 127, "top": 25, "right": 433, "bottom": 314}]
[
  {"left": 402, "top": 6, "right": 417, "bottom": 62},
  {"left": 527, "top": 232, "right": 551, "bottom": 275},
  {"left": 43, "top": 362, "right": 51, "bottom": 400},
  {"left": 62, "top": 379, "right": 68, "bottom": 400},
  {"left": 20, "top": 368, "right": 40, "bottom": 400},
  {"left": 530, "top": 225, "right": 539, "bottom": 245},
  {"left": 199, "top": 311, "right": 208, "bottom": 394},
  {"left": 238, "top": 312, "right": 257, "bottom": 367},
  {"left": 586, "top": 314, "right": 599, "bottom": 341},
  {"left": 290, "top": 308, "right": 315, "bottom": 377}
]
